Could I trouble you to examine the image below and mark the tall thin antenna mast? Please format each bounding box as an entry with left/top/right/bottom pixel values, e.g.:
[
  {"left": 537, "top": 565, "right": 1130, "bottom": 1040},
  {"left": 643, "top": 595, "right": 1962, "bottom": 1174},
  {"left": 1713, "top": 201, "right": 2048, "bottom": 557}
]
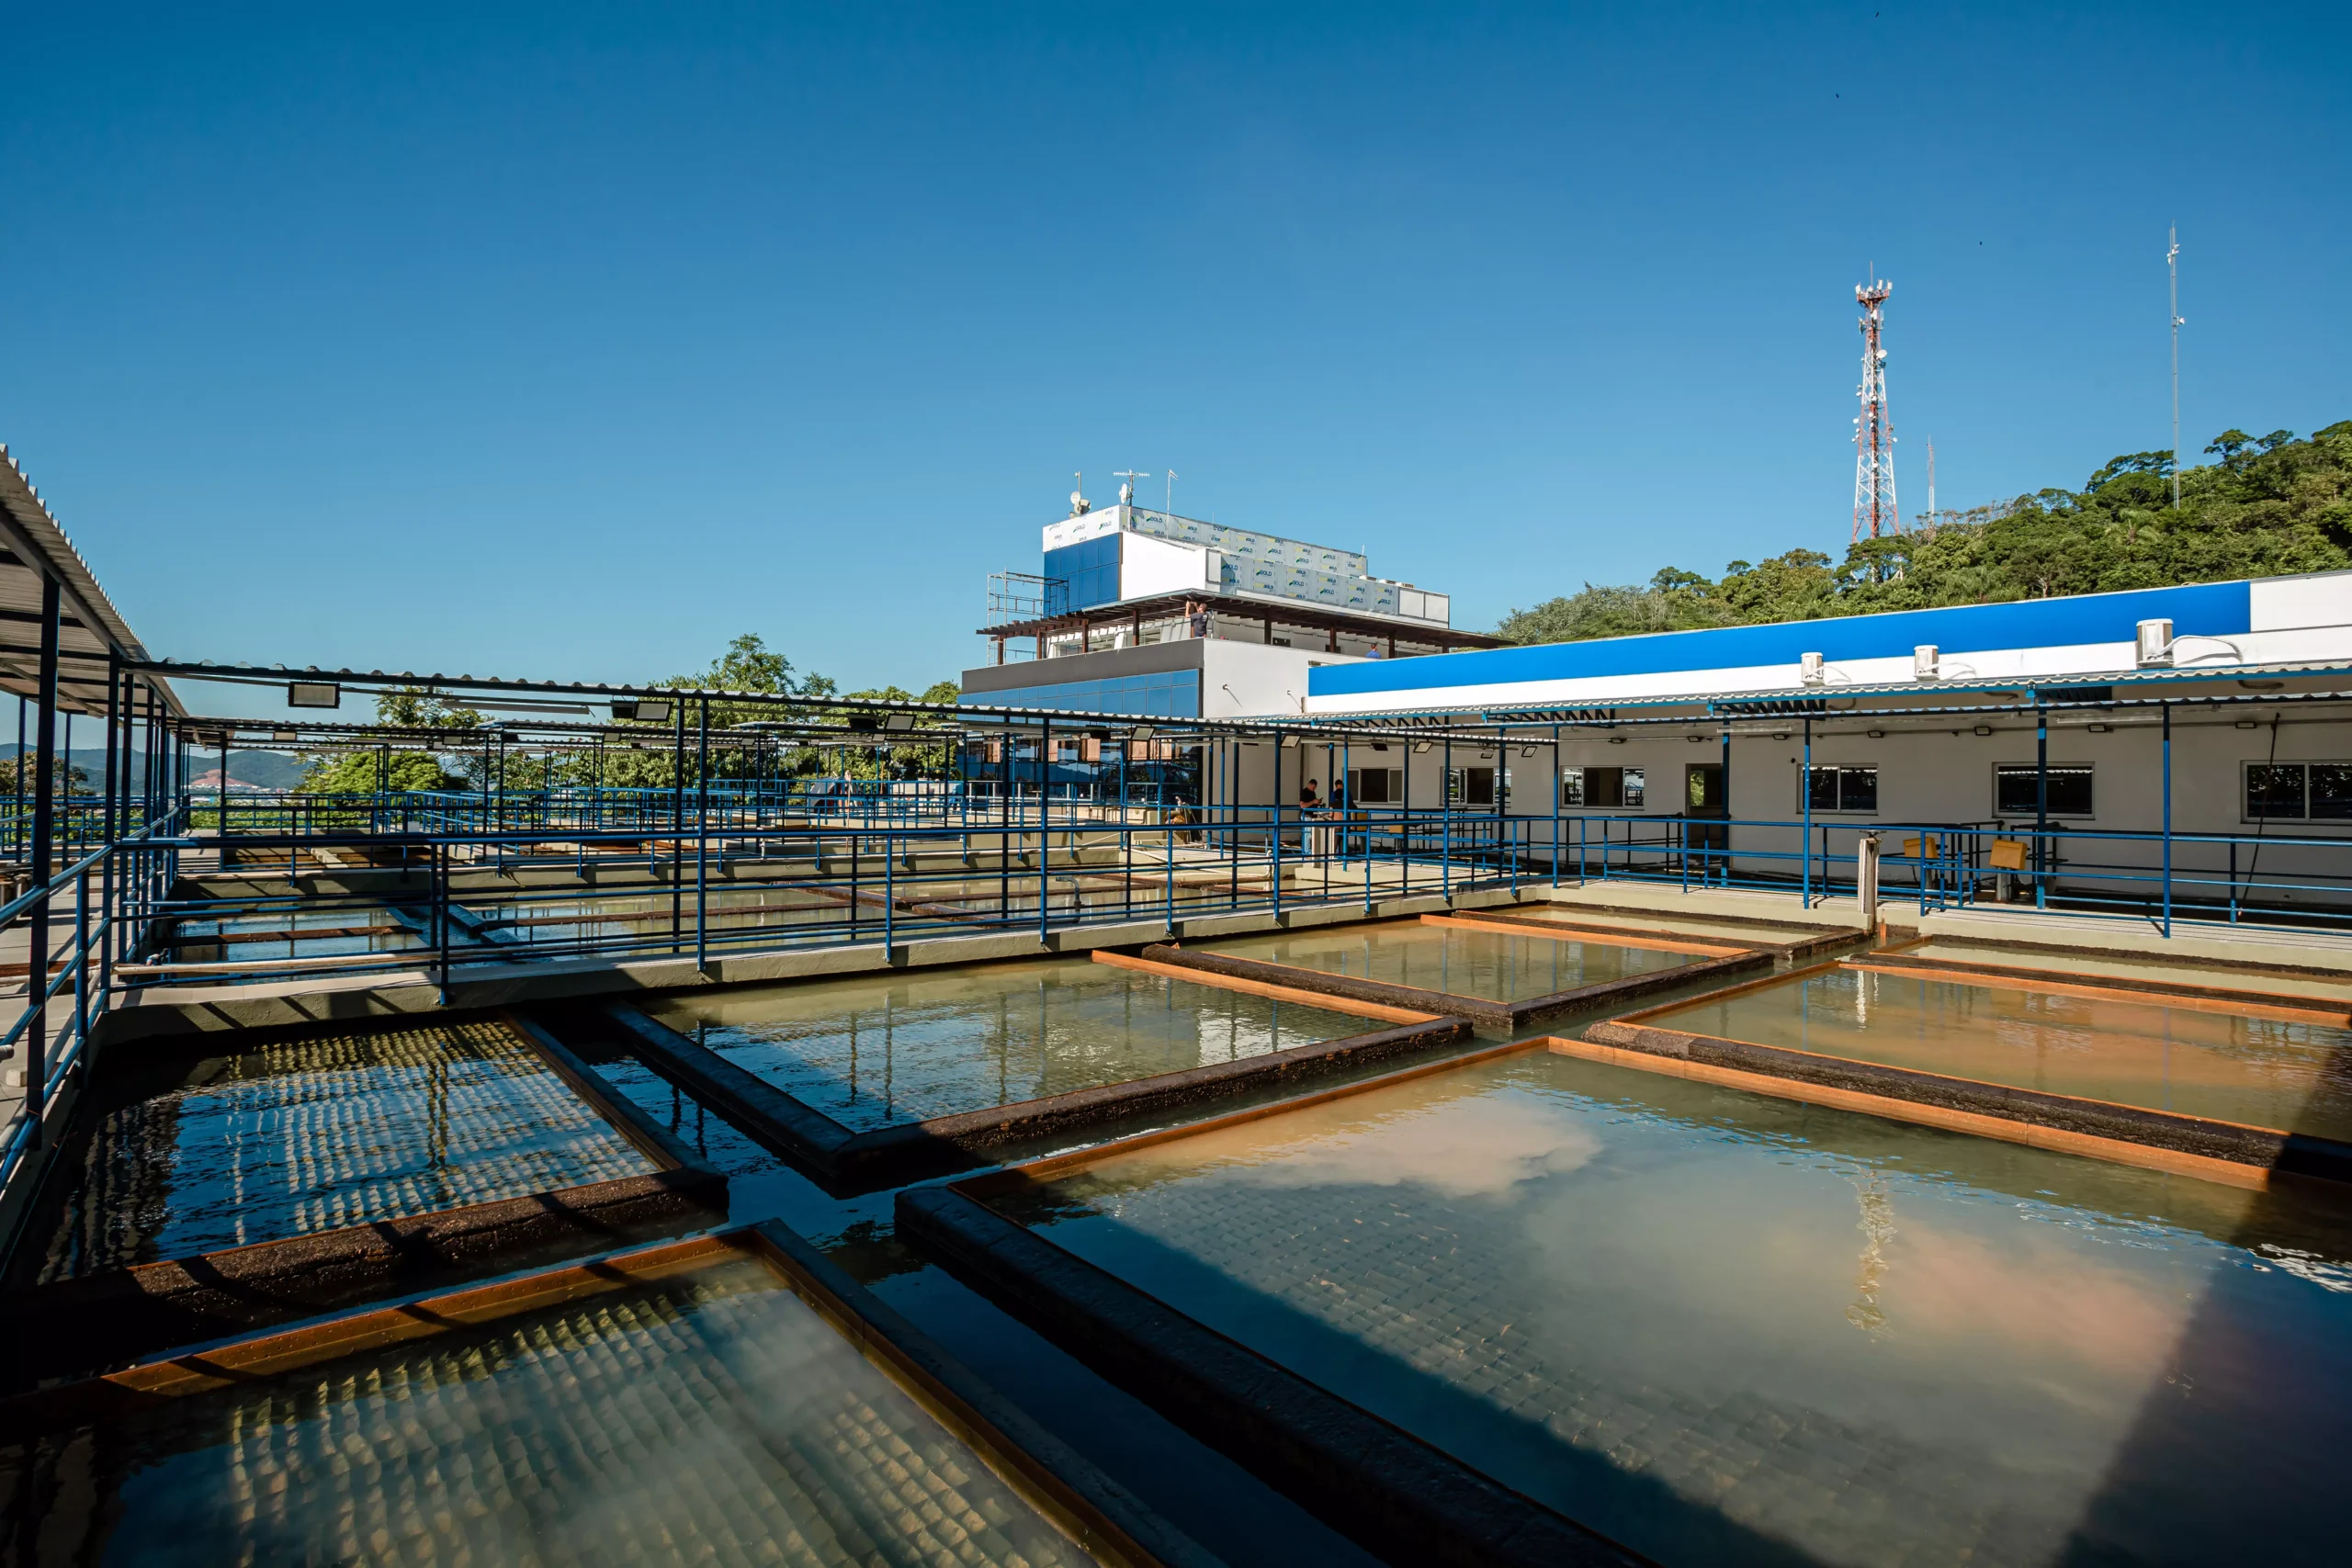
[
  {"left": 2168, "top": 225, "right": 2183, "bottom": 511},
  {"left": 1165, "top": 469, "right": 1180, "bottom": 518},
  {"left": 1850, "top": 276, "right": 1899, "bottom": 542},
  {"left": 1113, "top": 469, "right": 1149, "bottom": 510}
]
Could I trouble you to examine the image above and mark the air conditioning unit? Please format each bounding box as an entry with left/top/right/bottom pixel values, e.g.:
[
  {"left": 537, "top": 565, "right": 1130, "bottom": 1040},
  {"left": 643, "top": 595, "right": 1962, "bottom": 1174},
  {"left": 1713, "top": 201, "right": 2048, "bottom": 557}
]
[
  {"left": 1913, "top": 646, "right": 1939, "bottom": 680},
  {"left": 2136, "top": 618, "right": 2174, "bottom": 667},
  {"left": 1800, "top": 651, "right": 1826, "bottom": 686}
]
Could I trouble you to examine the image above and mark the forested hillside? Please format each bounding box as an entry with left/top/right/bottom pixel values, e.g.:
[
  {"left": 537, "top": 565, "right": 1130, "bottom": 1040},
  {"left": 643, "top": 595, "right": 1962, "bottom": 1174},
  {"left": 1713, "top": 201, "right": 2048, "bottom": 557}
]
[{"left": 1499, "top": 422, "right": 2352, "bottom": 643}]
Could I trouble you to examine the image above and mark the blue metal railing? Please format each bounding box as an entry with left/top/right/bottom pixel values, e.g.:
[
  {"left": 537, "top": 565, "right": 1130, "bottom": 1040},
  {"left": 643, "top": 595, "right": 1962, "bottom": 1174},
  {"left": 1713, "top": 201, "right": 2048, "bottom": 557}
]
[{"left": 1554, "top": 811, "right": 2352, "bottom": 936}]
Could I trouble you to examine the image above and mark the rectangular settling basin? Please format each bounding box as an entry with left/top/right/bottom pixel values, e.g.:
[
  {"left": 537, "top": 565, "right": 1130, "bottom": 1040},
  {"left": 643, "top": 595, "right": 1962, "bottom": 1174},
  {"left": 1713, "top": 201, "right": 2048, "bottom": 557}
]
[
  {"left": 21, "top": 1020, "right": 660, "bottom": 1285},
  {"left": 6, "top": 1018, "right": 723, "bottom": 1377},
  {"left": 1193, "top": 919, "right": 1700, "bottom": 1003},
  {"left": 164, "top": 903, "right": 427, "bottom": 970},
  {"left": 0, "top": 1229, "right": 1158, "bottom": 1568},
  {"left": 1631, "top": 957, "right": 2352, "bottom": 1145},
  {"left": 618, "top": 955, "right": 1466, "bottom": 1190},
  {"left": 641, "top": 957, "right": 1392, "bottom": 1133},
  {"left": 933, "top": 1043, "right": 2352, "bottom": 1566}
]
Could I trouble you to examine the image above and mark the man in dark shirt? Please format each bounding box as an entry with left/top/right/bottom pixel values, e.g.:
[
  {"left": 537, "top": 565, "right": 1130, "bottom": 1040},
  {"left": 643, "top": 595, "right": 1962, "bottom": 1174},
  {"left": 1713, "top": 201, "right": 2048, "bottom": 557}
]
[{"left": 1299, "top": 778, "right": 1321, "bottom": 811}]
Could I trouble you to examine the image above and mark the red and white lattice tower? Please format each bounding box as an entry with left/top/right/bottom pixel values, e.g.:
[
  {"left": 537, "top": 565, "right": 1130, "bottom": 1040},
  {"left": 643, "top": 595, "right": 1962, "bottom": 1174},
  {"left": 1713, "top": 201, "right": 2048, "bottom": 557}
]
[{"left": 1850, "top": 277, "right": 1900, "bottom": 542}]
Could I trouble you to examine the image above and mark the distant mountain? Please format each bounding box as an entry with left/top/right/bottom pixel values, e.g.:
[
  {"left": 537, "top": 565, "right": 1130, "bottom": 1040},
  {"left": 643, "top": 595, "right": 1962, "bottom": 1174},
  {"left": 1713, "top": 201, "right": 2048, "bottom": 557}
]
[{"left": 0, "top": 746, "right": 308, "bottom": 792}]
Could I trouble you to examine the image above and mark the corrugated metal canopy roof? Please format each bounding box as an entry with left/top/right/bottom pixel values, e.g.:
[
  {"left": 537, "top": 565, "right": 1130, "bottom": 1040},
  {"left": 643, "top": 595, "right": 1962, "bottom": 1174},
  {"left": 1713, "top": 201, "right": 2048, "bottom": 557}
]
[
  {"left": 1306, "top": 659, "right": 2352, "bottom": 722},
  {"left": 0, "top": 445, "right": 181, "bottom": 717}
]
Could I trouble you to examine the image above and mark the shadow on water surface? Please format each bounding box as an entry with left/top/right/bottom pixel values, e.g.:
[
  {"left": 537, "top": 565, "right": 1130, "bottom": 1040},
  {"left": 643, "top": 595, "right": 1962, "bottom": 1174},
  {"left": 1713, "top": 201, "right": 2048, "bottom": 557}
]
[
  {"left": 2055, "top": 1031, "right": 2352, "bottom": 1565},
  {"left": 981, "top": 1190, "right": 1820, "bottom": 1568}
]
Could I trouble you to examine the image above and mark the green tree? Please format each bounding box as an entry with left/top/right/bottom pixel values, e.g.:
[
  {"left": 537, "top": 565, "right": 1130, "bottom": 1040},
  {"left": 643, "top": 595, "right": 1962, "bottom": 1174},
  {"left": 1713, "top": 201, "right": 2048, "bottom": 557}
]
[
  {"left": 0, "top": 755, "right": 92, "bottom": 795},
  {"left": 1498, "top": 420, "right": 2352, "bottom": 642}
]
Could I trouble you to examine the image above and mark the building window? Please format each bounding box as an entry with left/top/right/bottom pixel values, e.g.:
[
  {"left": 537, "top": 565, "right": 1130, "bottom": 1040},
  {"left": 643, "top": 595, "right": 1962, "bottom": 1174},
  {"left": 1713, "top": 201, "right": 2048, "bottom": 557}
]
[
  {"left": 1562, "top": 765, "right": 1643, "bottom": 809},
  {"left": 1453, "top": 766, "right": 1498, "bottom": 807},
  {"left": 2245, "top": 762, "right": 2352, "bottom": 820},
  {"left": 1995, "top": 763, "right": 2094, "bottom": 818},
  {"left": 1347, "top": 766, "right": 1403, "bottom": 805},
  {"left": 1804, "top": 766, "right": 1879, "bottom": 813}
]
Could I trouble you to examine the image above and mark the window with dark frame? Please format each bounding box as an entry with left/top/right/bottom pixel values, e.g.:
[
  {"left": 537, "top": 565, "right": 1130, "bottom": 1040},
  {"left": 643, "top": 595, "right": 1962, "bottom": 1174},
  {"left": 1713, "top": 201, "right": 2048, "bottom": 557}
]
[
  {"left": 2245, "top": 762, "right": 2352, "bottom": 820},
  {"left": 1995, "top": 763, "right": 2094, "bottom": 818},
  {"left": 1803, "top": 765, "right": 1879, "bottom": 812},
  {"left": 1563, "top": 765, "right": 1642, "bottom": 809}
]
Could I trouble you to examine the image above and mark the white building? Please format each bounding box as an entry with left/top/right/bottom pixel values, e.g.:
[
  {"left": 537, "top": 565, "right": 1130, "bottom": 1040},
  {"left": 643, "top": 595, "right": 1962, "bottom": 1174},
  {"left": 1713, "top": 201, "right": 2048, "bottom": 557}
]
[{"left": 964, "top": 500, "right": 1500, "bottom": 722}]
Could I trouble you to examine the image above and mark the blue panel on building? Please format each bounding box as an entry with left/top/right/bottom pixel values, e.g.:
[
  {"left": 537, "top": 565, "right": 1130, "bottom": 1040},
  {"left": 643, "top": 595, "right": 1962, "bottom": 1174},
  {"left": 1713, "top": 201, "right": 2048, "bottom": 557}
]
[
  {"left": 1310, "top": 580, "right": 2255, "bottom": 698},
  {"left": 961, "top": 671, "right": 1201, "bottom": 718},
  {"left": 1043, "top": 536, "right": 1122, "bottom": 614}
]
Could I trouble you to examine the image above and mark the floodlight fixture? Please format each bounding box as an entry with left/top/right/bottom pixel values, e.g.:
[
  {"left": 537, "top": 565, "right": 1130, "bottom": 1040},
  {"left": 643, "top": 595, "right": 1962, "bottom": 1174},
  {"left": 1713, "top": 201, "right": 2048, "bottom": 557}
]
[
  {"left": 288, "top": 682, "right": 341, "bottom": 710},
  {"left": 611, "top": 699, "right": 672, "bottom": 724}
]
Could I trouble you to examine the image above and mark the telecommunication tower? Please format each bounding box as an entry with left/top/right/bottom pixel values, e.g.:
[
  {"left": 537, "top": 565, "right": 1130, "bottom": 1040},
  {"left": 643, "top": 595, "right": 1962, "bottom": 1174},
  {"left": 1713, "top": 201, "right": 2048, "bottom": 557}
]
[{"left": 1850, "top": 277, "right": 1899, "bottom": 542}]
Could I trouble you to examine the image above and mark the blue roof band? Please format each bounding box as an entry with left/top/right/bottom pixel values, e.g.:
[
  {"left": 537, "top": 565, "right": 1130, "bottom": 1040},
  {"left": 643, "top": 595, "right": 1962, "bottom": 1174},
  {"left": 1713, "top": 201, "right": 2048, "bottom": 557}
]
[{"left": 1310, "top": 580, "right": 2253, "bottom": 697}]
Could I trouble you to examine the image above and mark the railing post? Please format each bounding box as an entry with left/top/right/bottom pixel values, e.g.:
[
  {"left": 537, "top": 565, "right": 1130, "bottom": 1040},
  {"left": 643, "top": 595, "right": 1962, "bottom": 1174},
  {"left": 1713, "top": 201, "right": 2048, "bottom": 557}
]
[
  {"left": 2161, "top": 703, "right": 2174, "bottom": 939},
  {"left": 2034, "top": 704, "right": 2049, "bottom": 910},
  {"left": 73, "top": 865, "right": 89, "bottom": 1066},
  {"left": 695, "top": 694, "right": 709, "bottom": 973},
  {"left": 436, "top": 839, "right": 452, "bottom": 1006},
  {"left": 23, "top": 575, "right": 61, "bottom": 1142},
  {"left": 1037, "top": 716, "right": 1052, "bottom": 944},
  {"left": 1802, "top": 717, "right": 1814, "bottom": 908}
]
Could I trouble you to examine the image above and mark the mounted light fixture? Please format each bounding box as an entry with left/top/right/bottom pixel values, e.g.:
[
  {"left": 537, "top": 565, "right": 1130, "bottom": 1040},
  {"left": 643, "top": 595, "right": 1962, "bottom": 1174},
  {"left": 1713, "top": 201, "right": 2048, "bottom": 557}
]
[
  {"left": 1772, "top": 731, "right": 1791, "bottom": 741},
  {"left": 611, "top": 699, "right": 672, "bottom": 725},
  {"left": 2087, "top": 723, "right": 2113, "bottom": 734},
  {"left": 1608, "top": 737, "right": 1627, "bottom": 745},
  {"left": 1412, "top": 741, "right": 1432, "bottom": 753},
  {"left": 881, "top": 714, "right": 918, "bottom": 732},
  {"left": 1687, "top": 735, "right": 1706, "bottom": 743},
  {"left": 272, "top": 729, "right": 298, "bottom": 743},
  {"left": 2235, "top": 718, "right": 2259, "bottom": 729},
  {"left": 1867, "top": 729, "right": 1885, "bottom": 739},
  {"left": 287, "top": 681, "right": 340, "bottom": 709},
  {"left": 1972, "top": 725, "right": 1994, "bottom": 736}
]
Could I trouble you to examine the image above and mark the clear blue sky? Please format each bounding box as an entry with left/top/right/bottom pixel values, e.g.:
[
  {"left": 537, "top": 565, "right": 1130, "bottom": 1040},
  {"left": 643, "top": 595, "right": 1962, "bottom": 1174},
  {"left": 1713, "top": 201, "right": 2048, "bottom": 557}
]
[{"left": 4, "top": 3, "right": 2345, "bottom": 718}]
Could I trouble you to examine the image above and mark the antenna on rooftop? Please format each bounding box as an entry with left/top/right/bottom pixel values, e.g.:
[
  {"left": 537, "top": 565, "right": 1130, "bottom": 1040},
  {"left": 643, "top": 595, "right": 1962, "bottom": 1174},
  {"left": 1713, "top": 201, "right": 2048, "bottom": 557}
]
[
  {"left": 1165, "top": 468, "right": 1179, "bottom": 518},
  {"left": 2168, "top": 225, "right": 2183, "bottom": 512},
  {"left": 1114, "top": 469, "right": 1148, "bottom": 509},
  {"left": 1069, "top": 471, "right": 1091, "bottom": 516}
]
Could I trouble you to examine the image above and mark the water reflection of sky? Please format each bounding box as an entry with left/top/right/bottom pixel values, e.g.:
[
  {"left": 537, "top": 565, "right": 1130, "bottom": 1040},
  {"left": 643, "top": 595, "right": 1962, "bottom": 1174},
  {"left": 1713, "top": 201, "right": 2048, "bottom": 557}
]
[
  {"left": 1199, "top": 922, "right": 1696, "bottom": 1002},
  {"left": 1648, "top": 966, "right": 2352, "bottom": 1140},
  {"left": 648, "top": 957, "right": 1372, "bottom": 1131},
  {"left": 1017, "top": 1049, "right": 2352, "bottom": 1565}
]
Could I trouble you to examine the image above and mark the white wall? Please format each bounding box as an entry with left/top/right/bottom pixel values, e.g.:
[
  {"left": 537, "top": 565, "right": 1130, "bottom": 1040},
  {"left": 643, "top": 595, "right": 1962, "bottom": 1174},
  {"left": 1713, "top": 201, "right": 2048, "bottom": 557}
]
[
  {"left": 1200, "top": 640, "right": 1365, "bottom": 719},
  {"left": 1120, "top": 531, "right": 1217, "bottom": 600}
]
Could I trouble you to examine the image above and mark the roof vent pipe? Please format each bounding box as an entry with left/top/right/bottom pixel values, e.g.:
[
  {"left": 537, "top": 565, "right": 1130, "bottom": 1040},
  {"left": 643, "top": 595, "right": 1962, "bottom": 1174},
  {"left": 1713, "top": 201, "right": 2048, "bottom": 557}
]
[
  {"left": 2136, "top": 618, "right": 2175, "bottom": 667},
  {"left": 1913, "top": 646, "right": 1940, "bottom": 680},
  {"left": 1800, "top": 651, "right": 1826, "bottom": 686}
]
